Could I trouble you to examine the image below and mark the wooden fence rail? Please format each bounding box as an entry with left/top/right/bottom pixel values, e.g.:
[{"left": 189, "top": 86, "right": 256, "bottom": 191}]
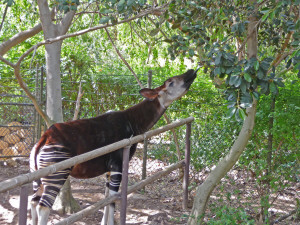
[
  {"left": 0, "top": 116, "right": 194, "bottom": 193},
  {"left": 0, "top": 116, "right": 193, "bottom": 225},
  {"left": 55, "top": 160, "right": 185, "bottom": 225}
]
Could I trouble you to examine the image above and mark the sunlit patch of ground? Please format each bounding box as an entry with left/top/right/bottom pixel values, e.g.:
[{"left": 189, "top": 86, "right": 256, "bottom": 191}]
[{"left": 0, "top": 153, "right": 298, "bottom": 225}]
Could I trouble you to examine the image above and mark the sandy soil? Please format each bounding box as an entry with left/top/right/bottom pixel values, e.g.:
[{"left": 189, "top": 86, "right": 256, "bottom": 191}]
[{"left": 0, "top": 150, "right": 298, "bottom": 225}]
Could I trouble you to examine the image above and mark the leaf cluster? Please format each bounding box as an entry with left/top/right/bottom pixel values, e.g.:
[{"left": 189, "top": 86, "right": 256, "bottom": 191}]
[
  {"left": 163, "top": 0, "right": 300, "bottom": 121},
  {"left": 55, "top": 0, "right": 80, "bottom": 13}
]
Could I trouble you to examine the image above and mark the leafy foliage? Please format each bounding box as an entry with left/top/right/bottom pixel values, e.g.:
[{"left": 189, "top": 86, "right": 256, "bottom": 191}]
[{"left": 163, "top": 0, "right": 299, "bottom": 120}]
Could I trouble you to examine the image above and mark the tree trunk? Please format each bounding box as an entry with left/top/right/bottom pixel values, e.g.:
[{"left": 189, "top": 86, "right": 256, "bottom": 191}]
[
  {"left": 261, "top": 95, "right": 276, "bottom": 222},
  {"left": 188, "top": 1, "right": 258, "bottom": 224},
  {"left": 45, "top": 40, "right": 63, "bottom": 123},
  {"left": 37, "top": 0, "right": 79, "bottom": 214},
  {"left": 188, "top": 101, "right": 257, "bottom": 224}
]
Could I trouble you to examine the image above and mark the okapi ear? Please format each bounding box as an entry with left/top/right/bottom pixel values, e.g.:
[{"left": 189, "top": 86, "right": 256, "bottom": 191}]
[{"left": 139, "top": 88, "right": 158, "bottom": 101}]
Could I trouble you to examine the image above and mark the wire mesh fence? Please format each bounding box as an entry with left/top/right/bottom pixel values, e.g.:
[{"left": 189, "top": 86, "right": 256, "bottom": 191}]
[
  {"left": 0, "top": 73, "right": 40, "bottom": 158},
  {"left": 0, "top": 66, "right": 238, "bottom": 174}
]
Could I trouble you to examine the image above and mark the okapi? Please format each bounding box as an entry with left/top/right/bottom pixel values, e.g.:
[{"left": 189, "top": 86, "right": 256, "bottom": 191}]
[{"left": 30, "top": 69, "right": 198, "bottom": 225}]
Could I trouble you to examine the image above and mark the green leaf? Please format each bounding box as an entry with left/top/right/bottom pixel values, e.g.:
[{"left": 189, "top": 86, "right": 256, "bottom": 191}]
[
  {"left": 215, "top": 53, "right": 222, "bottom": 66},
  {"left": 240, "top": 80, "right": 247, "bottom": 93},
  {"left": 100, "top": 8, "right": 113, "bottom": 14},
  {"left": 189, "top": 49, "right": 195, "bottom": 57},
  {"left": 149, "top": 28, "right": 160, "bottom": 36},
  {"left": 244, "top": 73, "right": 252, "bottom": 82},
  {"left": 127, "top": 0, "right": 135, "bottom": 6},
  {"left": 254, "top": 60, "right": 259, "bottom": 71},
  {"left": 257, "top": 69, "right": 265, "bottom": 79},
  {"left": 235, "top": 108, "right": 243, "bottom": 121},
  {"left": 269, "top": 82, "right": 278, "bottom": 94},
  {"left": 252, "top": 91, "right": 260, "bottom": 100},
  {"left": 99, "top": 16, "right": 110, "bottom": 24},
  {"left": 234, "top": 77, "right": 242, "bottom": 87},
  {"left": 229, "top": 75, "right": 238, "bottom": 86},
  {"left": 275, "top": 79, "right": 285, "bottom": 87},
  {"left": 214, "top": 67, "right": 221, "bottom": 76},
  {"left": 239, "top": 108, "right": 247, "bottom": 120},
  {"left": 262, "top": 13, "right": 269, "bottom": 22},
  {"left": 117, "top": 0, "right": 126, "bottom": 11},
  {"left": 226, "top": 107, "right": 236, "bottom": 119}
]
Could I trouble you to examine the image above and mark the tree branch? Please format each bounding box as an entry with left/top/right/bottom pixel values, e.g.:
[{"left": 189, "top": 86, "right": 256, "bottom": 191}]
[
  {"left": 0, "top": 3, "right": 9, "bottom": 33},
  {"left": 105, "top": 27, "right": 144, "bottom": 88},
  {"left": 0, "top": 55, "right": 16, "bottom": 68},
  {"left": 61, "top": 10, "right": 76, "bottom": 34},
  {"left": 73, "top": 82, "right": 84, "bottom": 121},
  {"left": 0, "top": 23, "right": 43, "bottom": 56},
  {"left": 37, "top": 0, "right": 52, "bottom": 29},
  {"left": 14, "top": 66, "right": 52, "bottom": 127},
  {"left": 271, "top": 32, "right": 294, "bottom": 67}
]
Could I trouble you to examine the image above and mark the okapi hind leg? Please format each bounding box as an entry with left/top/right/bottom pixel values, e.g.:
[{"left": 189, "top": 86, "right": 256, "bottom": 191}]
[
  {"left": 31, "top": 178, "right": 43, "bottom": 225},
  {"left": 31, "top": 200, "right": 38, "bottom": 225},
  {"left": 36, "top": 205, "right": 50, "bottom": 225},
  {"left": 34, "top": 145, "right": 73, "bottom": 224}
]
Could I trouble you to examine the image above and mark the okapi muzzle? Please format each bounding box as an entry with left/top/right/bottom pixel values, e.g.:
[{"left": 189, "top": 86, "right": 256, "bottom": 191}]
[{"left": 30, "top": 68, "right": 198, "bottom": 225}]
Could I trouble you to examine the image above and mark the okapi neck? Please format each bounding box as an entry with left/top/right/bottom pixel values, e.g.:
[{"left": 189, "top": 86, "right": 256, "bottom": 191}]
[{"left": 125, "top": 98, "right": 166, "bottom": 135}]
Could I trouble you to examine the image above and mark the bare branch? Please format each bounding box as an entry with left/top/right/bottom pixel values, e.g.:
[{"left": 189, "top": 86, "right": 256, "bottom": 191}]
[
  {"left": 37, "top": 0, "right": 52, "bottom": 29},
  {"left": 0, "top": 3, "right": 9, "bottom": 33},
  {"left": 60, "top": 10, "right": 76, "bottom": 34},
  {"left": 73, "top": 82, "right": 84, "bottom": 121},
  {"left": 0, "top": 55, "right": 16, "bottom": 68},
  {"left": 14, "top": 66, "right": 52, "bottom": 127},
  {"left": 105, "top": 27, "right": 143, "bottom": 88},
  {"left": 32, "top": 5, "right": 168, "bottom": 47},
  {"left": 0, "top": 23, "right": 43, "bottom": 56},
  {"left": 147, "top": 16, "right": 169, "bottom": 40}
]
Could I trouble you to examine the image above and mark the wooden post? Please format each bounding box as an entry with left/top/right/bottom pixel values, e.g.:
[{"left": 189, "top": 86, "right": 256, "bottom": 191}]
[
  {"left": 120, "top": 146, "right": 130, "bottom": 225},
  {"left": 142, "top": 137, "right": 148, "bottom": 180},
  {"left": 183, "top": 122, "right": 191, "bottom": 210},
  {"left": 19, "top": 184, "right": 29, "bottom": 225},
  {"left": 142, "top": 70, "right": 152, "bottom": 182}
]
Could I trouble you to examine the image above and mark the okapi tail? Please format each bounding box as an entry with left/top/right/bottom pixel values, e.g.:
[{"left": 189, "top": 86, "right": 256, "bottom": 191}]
[{"left": 30, "top": 136, "right": 47, "bottom": 171}]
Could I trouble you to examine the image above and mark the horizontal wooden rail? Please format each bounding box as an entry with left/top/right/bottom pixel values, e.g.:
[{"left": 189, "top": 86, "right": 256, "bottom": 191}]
[
  {"left": 55, "top": 160, "right": 185, "bottom": 225},
  {"left": 0, "top": 116, "right": 194, "bottom": 193}
]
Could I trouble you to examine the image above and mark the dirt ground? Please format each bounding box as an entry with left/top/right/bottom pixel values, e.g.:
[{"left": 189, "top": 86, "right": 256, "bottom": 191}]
[{"left": 0, "top": 150, "right": 298, "bottom": 225}]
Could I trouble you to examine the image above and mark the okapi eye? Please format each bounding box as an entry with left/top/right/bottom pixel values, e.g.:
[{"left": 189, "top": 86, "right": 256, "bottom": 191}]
[{"left": 169, "top": 81, "right": 174, "bottom": 87}]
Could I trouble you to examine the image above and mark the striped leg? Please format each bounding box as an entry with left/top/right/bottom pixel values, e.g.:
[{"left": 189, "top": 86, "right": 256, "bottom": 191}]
[
  {"left": 101, "top": 171, "right": 122, "bottom": 225},
  {"left": 30, "top": 145, "right": 72, "bottom": 225}
]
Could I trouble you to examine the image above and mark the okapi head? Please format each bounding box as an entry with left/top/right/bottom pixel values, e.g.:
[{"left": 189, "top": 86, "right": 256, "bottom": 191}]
[{"left": 139, "top": 69, "right": 198, "bottom": 108}]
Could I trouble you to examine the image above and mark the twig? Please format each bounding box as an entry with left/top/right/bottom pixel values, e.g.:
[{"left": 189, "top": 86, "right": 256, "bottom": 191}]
[
  {"left": 270, "top": 209, "right": 298, "bottom": 225},
  {"left": 14, "top": 65, "right": 52, "bottom": 127},
  {"left": 0, "top": 55, "right": 16, "bottom": 68},
  {"left": 104, "top": 27, "right": 144, "bottom": 88},
  {"left": 73, "top": 82, "right": 84, "bottom": 121},
  {"left": 0, "top": 3, "right": 9, "bottom": 33},
  {"left": 147, "top": 16, "right": 169, "bottom": 39}
]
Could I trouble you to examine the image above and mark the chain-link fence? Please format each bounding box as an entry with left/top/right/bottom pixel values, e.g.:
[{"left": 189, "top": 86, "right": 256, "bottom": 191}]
[
  {"left": 0, "top": 67, "right": 44, "bottom": 158},
  {"left": 0, "top": 68, "right": 237, "bottom": 171}
]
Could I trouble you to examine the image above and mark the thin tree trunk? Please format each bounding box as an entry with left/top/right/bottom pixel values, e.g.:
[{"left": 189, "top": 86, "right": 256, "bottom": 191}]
[
  {"left": 44, "top": 41, "right": 64, "bottom": 123},
  {"left": 261, "top": 95, "right": 276, "bottom": 222},
  {"left": 188, "top": 1, "right": 258, "bottom": 223},
  {"left": 188, "top": 100, "right": 257, "bottom": 224}
]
